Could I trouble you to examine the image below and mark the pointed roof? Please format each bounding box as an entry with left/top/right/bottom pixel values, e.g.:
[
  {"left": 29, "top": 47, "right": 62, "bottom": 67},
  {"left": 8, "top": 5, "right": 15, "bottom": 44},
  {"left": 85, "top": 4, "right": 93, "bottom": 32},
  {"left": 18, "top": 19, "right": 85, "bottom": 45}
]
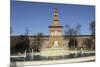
[{"left": 51, "top": 8, "right": 60, "bottom": 26}]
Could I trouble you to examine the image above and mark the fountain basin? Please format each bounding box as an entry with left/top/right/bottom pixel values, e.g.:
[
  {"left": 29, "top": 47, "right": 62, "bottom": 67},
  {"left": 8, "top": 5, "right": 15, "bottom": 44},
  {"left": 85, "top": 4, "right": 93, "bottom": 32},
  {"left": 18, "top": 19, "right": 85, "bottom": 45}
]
[{"left": 40, "top": 48, "right": 69, "bottom": 57}]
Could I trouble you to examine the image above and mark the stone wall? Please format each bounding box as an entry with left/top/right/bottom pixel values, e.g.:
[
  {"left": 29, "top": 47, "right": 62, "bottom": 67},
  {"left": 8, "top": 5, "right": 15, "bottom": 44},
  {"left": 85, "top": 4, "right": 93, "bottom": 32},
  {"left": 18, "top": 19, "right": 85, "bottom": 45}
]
[{"left": 10, "top": 35, "right": 91, "bottom": 48}]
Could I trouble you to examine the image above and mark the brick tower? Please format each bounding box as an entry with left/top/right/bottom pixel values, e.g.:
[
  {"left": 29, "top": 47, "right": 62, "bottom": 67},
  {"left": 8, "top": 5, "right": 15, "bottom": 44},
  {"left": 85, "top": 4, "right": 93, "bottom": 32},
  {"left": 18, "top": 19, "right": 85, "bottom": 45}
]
[{"left": 48, "top": 8, "right": 63, "bottom": 48}]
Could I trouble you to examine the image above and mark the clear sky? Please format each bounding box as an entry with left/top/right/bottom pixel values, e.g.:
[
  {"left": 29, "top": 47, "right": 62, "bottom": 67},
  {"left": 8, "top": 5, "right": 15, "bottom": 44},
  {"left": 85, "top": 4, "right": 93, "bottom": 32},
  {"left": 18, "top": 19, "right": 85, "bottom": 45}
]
[{"left": 11, "top": 0, "right": 95, "bottom": 35}]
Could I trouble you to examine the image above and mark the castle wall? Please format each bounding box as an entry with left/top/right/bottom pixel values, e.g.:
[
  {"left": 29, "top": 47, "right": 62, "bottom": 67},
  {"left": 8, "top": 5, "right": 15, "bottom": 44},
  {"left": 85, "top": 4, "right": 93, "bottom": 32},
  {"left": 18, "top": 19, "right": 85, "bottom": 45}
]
[{"left": 10, "top": 35, "right": 91, "bottom": 49}]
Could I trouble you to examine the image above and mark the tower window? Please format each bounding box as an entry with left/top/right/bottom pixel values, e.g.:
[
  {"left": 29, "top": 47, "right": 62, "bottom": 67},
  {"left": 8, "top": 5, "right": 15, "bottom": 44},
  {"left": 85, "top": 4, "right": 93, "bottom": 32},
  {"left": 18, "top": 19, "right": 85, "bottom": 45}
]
[{"left": 55, "top": 14, "right": 57, "bottom": 16}]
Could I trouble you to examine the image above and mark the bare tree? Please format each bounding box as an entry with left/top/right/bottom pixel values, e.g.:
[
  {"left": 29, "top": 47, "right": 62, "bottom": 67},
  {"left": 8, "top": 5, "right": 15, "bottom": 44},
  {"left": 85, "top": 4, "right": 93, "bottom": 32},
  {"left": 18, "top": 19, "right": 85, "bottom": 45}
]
[
  {"left": 25, "top": 26, "right": 29, "bottom": 36},
  {"left": 90, "top": 20, "right": 95, "bottom": 50},
  {"left": 75, "top": 24, "right": 81, "bottom": 35},
  {"left": 65, "top": 24, "right": 81, "bottom": 35},
  {"left": 64, "top": 24, "right": 81, "bottom": 48},
  {"left": 90, "top": 21, "right": 95, "bottom": 36},
  {"left": 14, "top": 35, "right": 30, "bottom": 53},
  {"left": 82, "top": 38, "right": 93, "bottom": 49},
  {"left": 32, "top": 33, "right": 44, "bottom": 52}
]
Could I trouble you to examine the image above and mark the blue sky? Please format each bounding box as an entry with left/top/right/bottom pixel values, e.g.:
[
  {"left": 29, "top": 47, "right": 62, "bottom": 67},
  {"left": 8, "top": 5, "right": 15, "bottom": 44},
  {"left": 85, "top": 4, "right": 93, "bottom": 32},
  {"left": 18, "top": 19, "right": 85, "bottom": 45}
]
[{"left": 11, "top": 0, "right": 95, "bottom": 35}]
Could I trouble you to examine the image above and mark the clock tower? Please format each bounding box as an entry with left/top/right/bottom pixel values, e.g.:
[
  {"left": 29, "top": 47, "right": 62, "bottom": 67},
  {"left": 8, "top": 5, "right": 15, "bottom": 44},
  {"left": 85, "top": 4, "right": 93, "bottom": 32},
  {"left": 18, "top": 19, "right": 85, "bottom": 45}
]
[{"left": 48, "top": 8, "right": 63, "bottom": 48}]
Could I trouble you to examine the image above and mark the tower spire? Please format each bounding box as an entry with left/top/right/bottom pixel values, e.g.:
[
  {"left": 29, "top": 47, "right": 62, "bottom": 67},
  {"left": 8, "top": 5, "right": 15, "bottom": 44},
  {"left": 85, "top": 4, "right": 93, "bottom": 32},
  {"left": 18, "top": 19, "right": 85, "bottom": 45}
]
[
  {"left": 54, "top": 8, "right": 58, "bottom": 20},
  {"left": 52, "top": 8, "right": 60, "bottom": 26},
  {"left": 49, "top": 8, "right": 63, "bottom": 48}
]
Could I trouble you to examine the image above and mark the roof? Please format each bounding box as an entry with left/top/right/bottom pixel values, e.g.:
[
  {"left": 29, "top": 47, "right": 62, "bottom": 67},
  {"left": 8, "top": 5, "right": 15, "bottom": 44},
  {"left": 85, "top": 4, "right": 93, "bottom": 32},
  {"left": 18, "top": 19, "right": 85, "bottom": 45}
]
[{"left": 11, "top": 35, "right": 92, "bottom": 37}]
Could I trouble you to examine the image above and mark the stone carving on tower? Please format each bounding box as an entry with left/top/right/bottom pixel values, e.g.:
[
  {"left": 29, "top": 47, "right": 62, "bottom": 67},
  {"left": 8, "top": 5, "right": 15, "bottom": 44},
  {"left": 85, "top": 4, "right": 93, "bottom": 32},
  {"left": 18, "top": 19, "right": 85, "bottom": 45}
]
[{"left": 48, "top": 8, "right": 63, "bottom": 48}]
